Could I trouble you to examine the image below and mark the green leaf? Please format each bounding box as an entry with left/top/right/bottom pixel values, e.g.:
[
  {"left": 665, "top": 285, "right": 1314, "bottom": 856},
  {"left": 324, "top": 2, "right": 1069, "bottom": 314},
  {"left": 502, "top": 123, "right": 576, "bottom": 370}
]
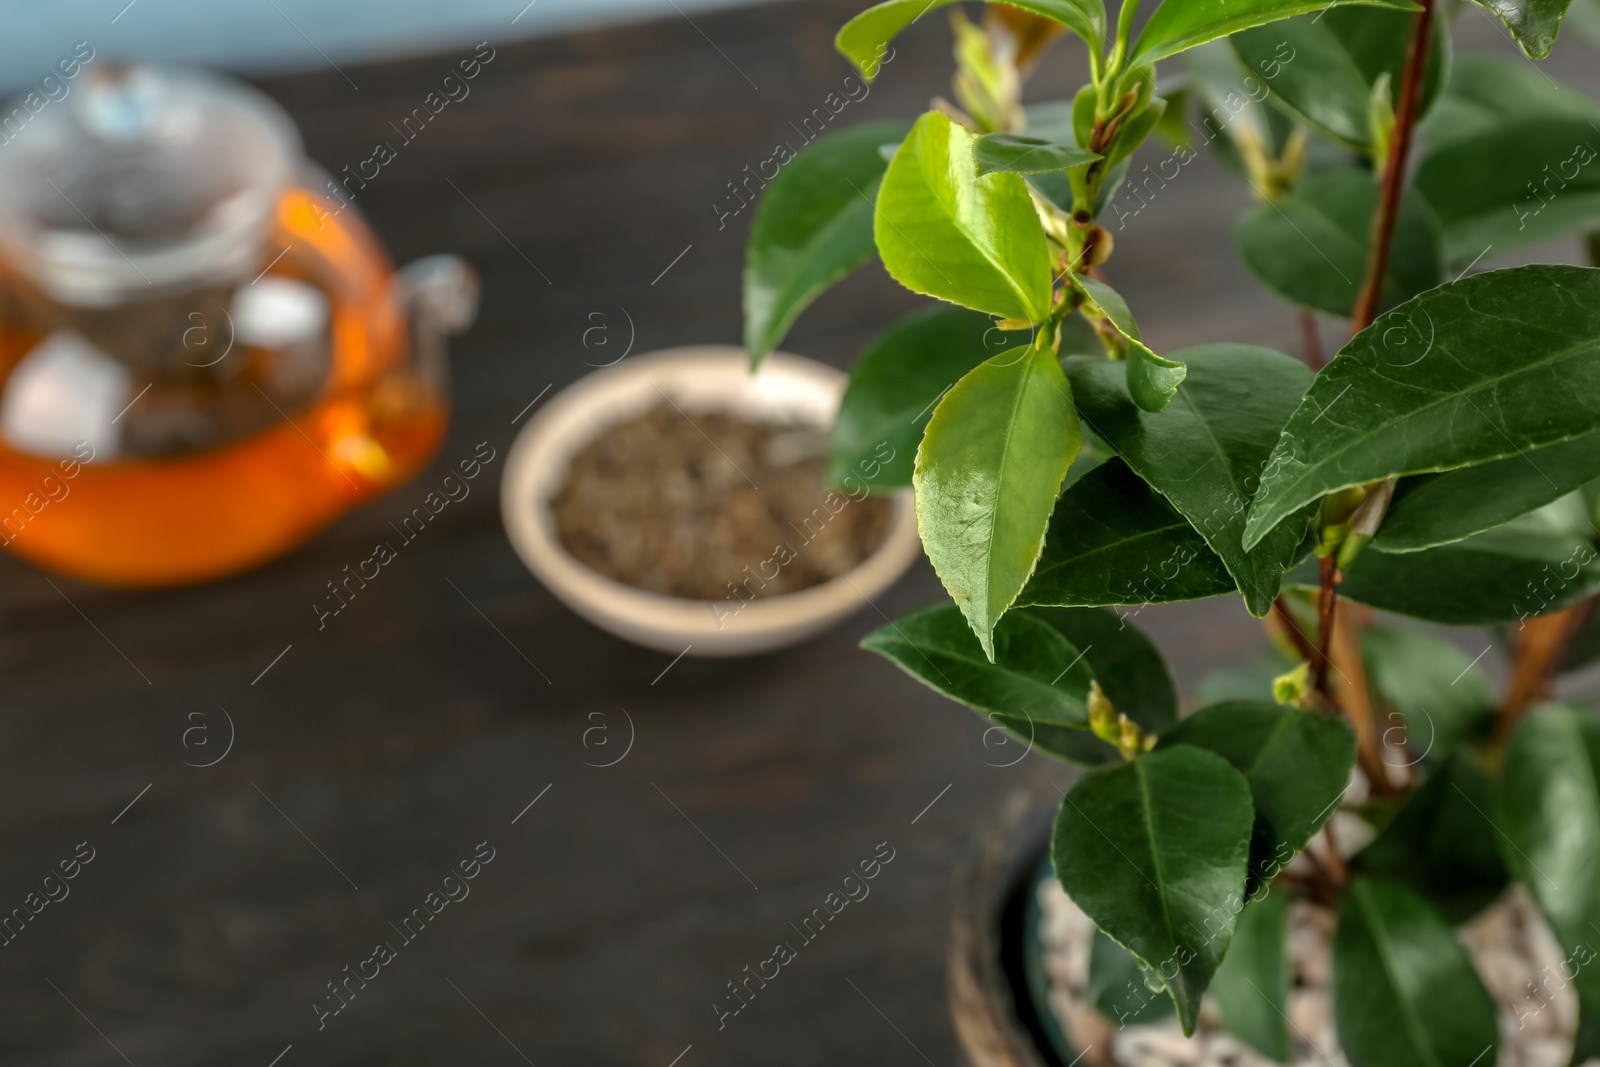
[
  {"left": 1209, "top": 886, "right": 1290, "bottom": 1063},
  {"left": 1352, "top": 755, "right": 1509, "bottom": 924},
  {"left": 1052, "top": 744, "right": 1255, "bottom": 1034},
  {"left": 1231, "top": 7, "right": 1448, "bottom": 152},
  {"left": 743, "top": 121, "right": 911, "bottom": 367},
  {"left": 875, "top": 111, "right": 1054, "bottom": 322},
  {"left": 1159, "top": 701, "right": 1356, "bottom": 892},
  {"left": 1416, "top": 119, "right": 1600, "bottom": 263},
  {"left": 1245, "top": 266, "right": 1600, "bottom": 549},
  {"left": 1235, "top": 169, "right": 1442, "bottom": 319},
  {"left": 1467, "top": 0, "right": 1575, "bottom": 57},
  {"left": 1333, "top": 878, "right": 1499, "bottom": 1067},
  {"left": 1028, "top": 607, "right": 1178, "bottom": 733},
  {"left": 1088, "top": 929, "right": 1176, "bottom": 1027},
  {"left": 1077, "top": 276, "right": 1140, "bottom": 338},
  {"left": 1068, "top": 344, "right": 1316, "bottom": 617},
  {"left": 860, "top": 603, "right": 1093, "bottom": 724},
  {"left": 916, "top": 345, "right": 1080, "bottom": 657},
  {"left": 1018, "top": 458, "right": 1239, "bottom": 609},
  {"left": 1422, "top": 55, "right": 1600, "bottom": 152},
  {"left": 1127, "top": 342, "right": 1189, "bottom": 414},
  {"left": 1127, "top": 0, "right": 1420, "bottom": 68},
  {"left": 836, "top": 0, "right": 1106, "bottom": 81},
  {"left": 1374, "top": 432, "right": 1600, "bottom": 553},
  {"left": 1498, "top": 703, "right": 1600, "bottom": 1063},
  {"left": 1360, "top": 626, "right": 1495, "bottom": 764},
  {"left": 973, "top": 133, "right": 1100, "bottom": 176},
  {"left": 1335, "top": 512, "right": 1600, "bottom": 626},
  {"left": 828, "top": 306, "right": 1030, "bottom": 491},
  {"left": 1008, "top": 606, "right": 1181, "bottom": 765}
]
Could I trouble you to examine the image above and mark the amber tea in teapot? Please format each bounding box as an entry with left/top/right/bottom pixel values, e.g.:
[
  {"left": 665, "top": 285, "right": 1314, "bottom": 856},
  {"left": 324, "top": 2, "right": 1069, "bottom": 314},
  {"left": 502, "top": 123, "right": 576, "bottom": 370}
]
[{"left": 0, "top": 62, "right": 475, "bottom": 586}]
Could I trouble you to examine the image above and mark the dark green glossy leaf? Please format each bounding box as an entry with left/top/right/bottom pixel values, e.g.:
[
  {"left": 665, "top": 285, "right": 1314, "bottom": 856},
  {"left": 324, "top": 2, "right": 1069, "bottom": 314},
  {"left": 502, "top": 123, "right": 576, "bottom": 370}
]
[
  {"left": 828, "top": 306, "right": 1030, "bottom": 491},
  {"left": 1053, "top": 744, "right": 1255, "bottom": 1034},
  {"left": 1128, "top": 0, "right": 1420, "bottom": 67},
  {"left": 1337, "top": 508, "right": 1600, "bottom": 626},
  {"left": 1018, "top": 458, "right": 1238, "bottom": 610},
  {"left": 1498, "top": 703, "right": 1600, "bottom": 1063},
  {"left": 1468, "top": 0, "right": 1574, "bottom": 57},
  {"left": 916, "top": 345, "right": 1080, "bottom": 657},
  {"left": 836, "top": 0, "right": 1105, "bottom": 81},
  {"left": 1333, "top": 878, "right": 1499, "bottom": 1067},
  {"left": 1069, "top": 344, "right": 1316, "bottom": 617},
  {"left": 1005, "top": 606, "right": 1181, "bottom": 765},
  {"left": 876, "top": 111, "right": 1054, "bottom": 322},
  {"left": 1029, "top": 607, "right": 1178, "bottom": 732},
  {"left": 1245, "top": 266, "right": 1600, "bottom": 549},
  {"left": 1360, "top": 626, "right": 1495, "bottom": 764},
  {"left": 1416, "top": 119, "right": 1600, "bottom": 263},
  {"left": 1210, "top": 887, "right": 1290, "bottom": 1063},
  {"left": 743, "top": 121, "right": 911, "bottom": 367},
  {"left": 1231, "top": 7, "right": 1448, "bottom": 152},
  {"left": 860, "top": 603, "right": 1092, "bottom": 724},
  {"left": 1353, "top": 755, "right": 1509, "bottom": 924},
  {"left": 1374, "top": 432, "right": 1600, "bottom": 552},
  {"left": 1088, "top": 929, "right": 1175, "bottom": 1027},
  {"left": 973, "top": 133, "right": 1100, "bottom": 176},
  {"left": 1235, "top": 169, "right": 1442, "bottom": 318},
  {"left": 1160, "top": 701, "right": 1356, "bottom": 892}
]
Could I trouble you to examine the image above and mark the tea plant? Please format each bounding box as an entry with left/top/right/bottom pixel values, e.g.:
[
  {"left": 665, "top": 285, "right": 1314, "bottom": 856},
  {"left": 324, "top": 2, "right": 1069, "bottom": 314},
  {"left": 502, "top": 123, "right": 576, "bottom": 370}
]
[{"left": 742, "top": 0, "right": 1600, "bottom": 1063}]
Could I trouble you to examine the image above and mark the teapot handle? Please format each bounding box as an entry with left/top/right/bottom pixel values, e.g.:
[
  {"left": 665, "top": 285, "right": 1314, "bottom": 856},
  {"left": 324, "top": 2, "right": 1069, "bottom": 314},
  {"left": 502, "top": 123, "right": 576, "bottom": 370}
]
[{"left": 392, "top": 255, "right": 478, "bottom": 390}]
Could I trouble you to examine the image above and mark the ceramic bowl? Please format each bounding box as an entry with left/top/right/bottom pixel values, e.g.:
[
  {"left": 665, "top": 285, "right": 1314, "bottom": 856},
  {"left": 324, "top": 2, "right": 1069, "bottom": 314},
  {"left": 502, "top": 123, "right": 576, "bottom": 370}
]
[{"left": 500, "top": 346, "right": 922, "bottom": 657}]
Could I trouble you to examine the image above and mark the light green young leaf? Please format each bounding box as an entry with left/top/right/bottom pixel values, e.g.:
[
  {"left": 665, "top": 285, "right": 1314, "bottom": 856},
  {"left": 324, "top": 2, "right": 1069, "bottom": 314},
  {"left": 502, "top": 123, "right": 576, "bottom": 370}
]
[
  {"left": 1128, "top": 0, "right": 1420, "bottom": 68},
  {"left": 1076, "top": 276, "right": 1187, "bottom": 412},
  {"left": 915, "top": 345, "right": 1080, "bottom": 658},
  {"left": 1498, "top": 703, "right": 1600, "bottom": 1062},
  {"left": 836, "top": 0, "right": 1106, "bottom": 81},
  {"left": 744, "top": 120, "right": 911, "bottom": 367},
  {"left": 876, "top": 111, "right": 1054, "bottom": 322},
  {"left": 1017, "top": 458, "right": 1238, "bottom": 609},
  {"left": 1209, "top": 887, "right": 1290, "bottom": 1062},
  {"left": 1333, "top": 879, "right": 1500, "bottom": 1067},
  {"left": 973, "top": 133, "right": 1101, "bottom": 176},
  {"left": 1245, "top": 266, "right": 1600, "bottom": 550},
  {"left": 1068, "top": 344, "right": 1315, "bottom": 617},
  {"left": 828, "top": 306, "right": 1030, "bottom": 491},
  {"left": 1053, "top": 744, "right": 1255, "bottom": 1034},
  {"left": 1231, "top": 7, "right": 1448, "bottom": 153},
  {"left": 1235, "top": 168, "right": 1442, "bottom": 319}
]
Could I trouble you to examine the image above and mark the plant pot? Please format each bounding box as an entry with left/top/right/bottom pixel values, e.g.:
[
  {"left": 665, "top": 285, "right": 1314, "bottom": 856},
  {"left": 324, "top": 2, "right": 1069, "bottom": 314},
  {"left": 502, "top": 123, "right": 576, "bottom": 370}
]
[
  {"left": 500, "top": 345, "right": 922, "bottom": 656},
  {"left": 951, "top": 781, "right": 1582, "bottom": 1067}
]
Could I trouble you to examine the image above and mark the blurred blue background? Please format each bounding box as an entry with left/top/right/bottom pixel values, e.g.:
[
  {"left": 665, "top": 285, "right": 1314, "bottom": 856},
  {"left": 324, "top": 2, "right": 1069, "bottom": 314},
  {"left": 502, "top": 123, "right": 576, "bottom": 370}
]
[{"left": 0, "top": 0, "right": 773, "bottom": 90}]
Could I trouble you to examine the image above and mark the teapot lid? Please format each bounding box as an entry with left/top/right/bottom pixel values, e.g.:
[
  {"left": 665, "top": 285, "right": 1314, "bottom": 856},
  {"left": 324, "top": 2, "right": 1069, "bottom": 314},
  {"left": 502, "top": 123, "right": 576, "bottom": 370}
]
[{"left": 0, "top": 63, "right": 301, "bottom": 307}]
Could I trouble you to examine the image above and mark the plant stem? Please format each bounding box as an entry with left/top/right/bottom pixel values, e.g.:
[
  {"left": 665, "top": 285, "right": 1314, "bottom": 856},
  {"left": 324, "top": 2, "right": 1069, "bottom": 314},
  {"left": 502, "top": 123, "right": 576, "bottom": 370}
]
[
  {"left": 1312, "top": 0, "right": 1435, "bottom": 708},
  {"left": 1496, "top": 598, "right": 1598, "bottom": 743},
  {"left": 1349, "top": 0, "right": 1435, "bottom": 333},
  {"left": 1298, "top": 309, "right": 1325, "bottom": 370},
  {"left": 1311, "top": 555, "right": 1340, "bottom": 697}
]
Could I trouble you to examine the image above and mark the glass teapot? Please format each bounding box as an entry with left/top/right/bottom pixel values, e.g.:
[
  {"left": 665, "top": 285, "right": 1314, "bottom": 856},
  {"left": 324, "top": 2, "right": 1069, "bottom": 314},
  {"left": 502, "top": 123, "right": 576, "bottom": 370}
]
[{"left": 0, "top": 62, "right": 476, "bottom": 586}]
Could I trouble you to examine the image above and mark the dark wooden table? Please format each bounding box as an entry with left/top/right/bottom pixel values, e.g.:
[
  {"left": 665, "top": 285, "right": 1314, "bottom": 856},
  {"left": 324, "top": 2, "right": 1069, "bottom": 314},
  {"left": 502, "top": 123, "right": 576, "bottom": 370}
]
[{"left": 4, "top": 3, "right": 1591, "bottom": 1065}]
